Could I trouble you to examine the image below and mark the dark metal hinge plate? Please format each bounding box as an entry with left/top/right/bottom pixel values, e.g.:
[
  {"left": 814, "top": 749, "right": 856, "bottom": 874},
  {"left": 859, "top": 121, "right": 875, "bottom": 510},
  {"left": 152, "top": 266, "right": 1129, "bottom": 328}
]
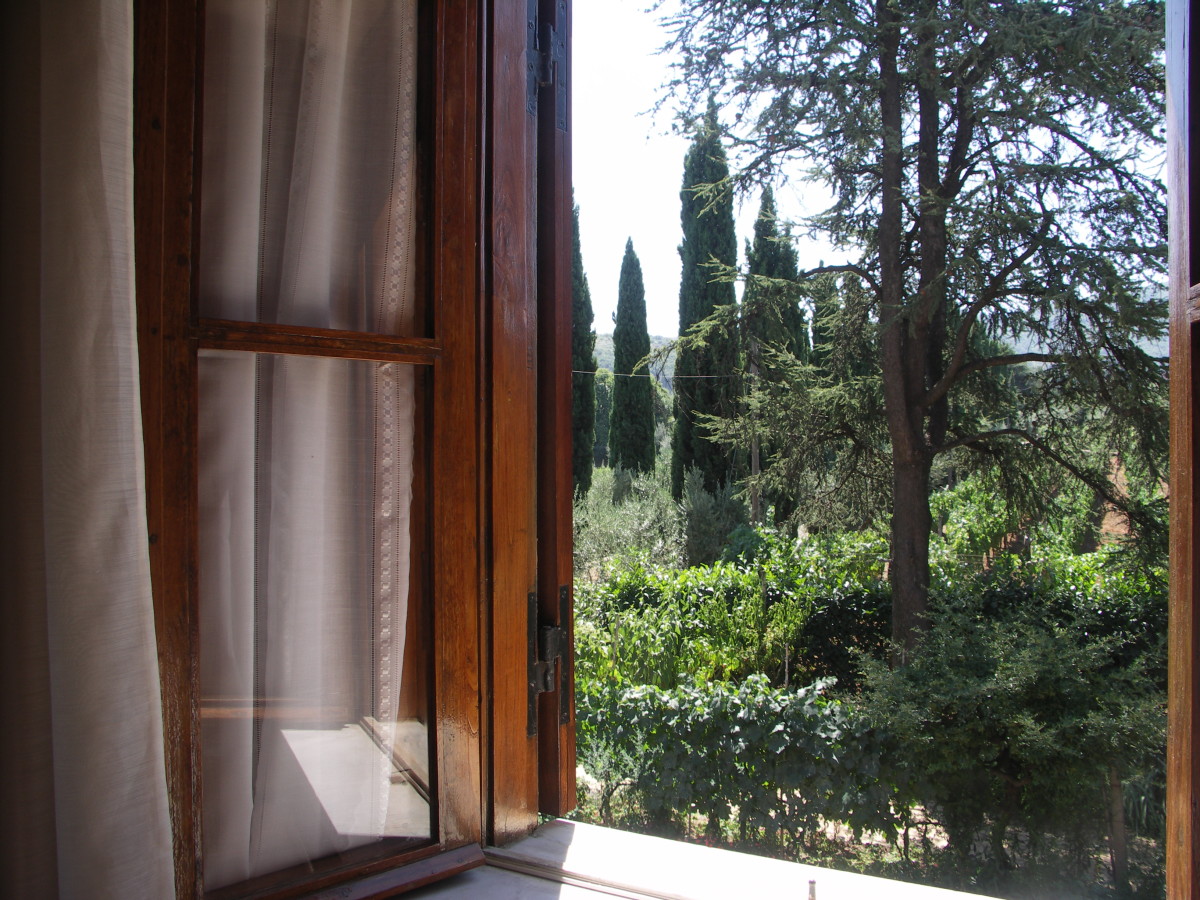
[
  {"left": 528, "top": 585, "right": 571, "bottom": 735},
  {"left": 527, "top": 0, "right": 568, "bottom": 130}
]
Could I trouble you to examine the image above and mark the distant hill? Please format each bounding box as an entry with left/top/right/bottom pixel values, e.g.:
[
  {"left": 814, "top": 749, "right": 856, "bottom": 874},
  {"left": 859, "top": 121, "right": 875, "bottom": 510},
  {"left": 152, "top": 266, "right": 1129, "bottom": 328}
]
[{"left": 594, "top": 333, "right": 676, "bottom": 390}]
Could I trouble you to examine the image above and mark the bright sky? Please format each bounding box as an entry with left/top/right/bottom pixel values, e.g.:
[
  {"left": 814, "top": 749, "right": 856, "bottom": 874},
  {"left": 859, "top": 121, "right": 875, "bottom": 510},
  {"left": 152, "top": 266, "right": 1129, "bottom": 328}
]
[{"left": 571, "top": 0, "right": 836, "bottom": 339}]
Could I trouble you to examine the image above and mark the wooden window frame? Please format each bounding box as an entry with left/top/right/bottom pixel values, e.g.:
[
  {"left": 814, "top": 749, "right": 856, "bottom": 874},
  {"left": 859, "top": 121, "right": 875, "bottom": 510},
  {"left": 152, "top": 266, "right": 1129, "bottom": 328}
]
[
  {"left": 1168, "top": 0, "right": 1200, "bottom": 896},
  {"left": 133, "top": 1, "right": 574, "bottom": 896}
]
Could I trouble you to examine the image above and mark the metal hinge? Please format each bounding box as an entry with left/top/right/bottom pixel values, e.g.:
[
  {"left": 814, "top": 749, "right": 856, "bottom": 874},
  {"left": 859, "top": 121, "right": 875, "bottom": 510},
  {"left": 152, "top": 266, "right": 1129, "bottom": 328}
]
[
  {"left": 526, "top": 0, "right": 568, "bottom": 130},
  {"left": 528, "top": 585, "right": 570, "bottom": 735}
]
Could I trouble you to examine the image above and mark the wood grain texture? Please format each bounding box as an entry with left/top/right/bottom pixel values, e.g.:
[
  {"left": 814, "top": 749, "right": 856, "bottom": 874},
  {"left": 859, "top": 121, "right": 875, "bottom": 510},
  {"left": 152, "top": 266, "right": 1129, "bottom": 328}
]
[
  {"left": 206, "top": 842, "right": 471, "bottom": 900},
  {"left": 430, "top": 0, "right": 486, "bottom": 851},
  {"left": 195, "top": 319, "right": 442, "bottom": 364},
  {"left": 1166, "top": 0, "right": 1199, "bottom": 896},
  {"left": 534, "top": 0, "right": 577, "bottom": 818},
  {"left": 487, "top": 0, "right": 542, "bottom": 845},
  {"left": 306, "top": 845, "right": 486, "bottom": 900},
  {"left": 133, "top": 1, "right": 203, "bottom": 894}
]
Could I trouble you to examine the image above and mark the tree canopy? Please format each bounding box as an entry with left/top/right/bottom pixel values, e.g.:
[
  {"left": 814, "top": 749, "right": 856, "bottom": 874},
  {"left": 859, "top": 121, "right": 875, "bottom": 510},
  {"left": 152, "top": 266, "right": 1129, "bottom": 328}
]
[{"left": 663, "top": 0, "right": 1168, "bottom": 650}]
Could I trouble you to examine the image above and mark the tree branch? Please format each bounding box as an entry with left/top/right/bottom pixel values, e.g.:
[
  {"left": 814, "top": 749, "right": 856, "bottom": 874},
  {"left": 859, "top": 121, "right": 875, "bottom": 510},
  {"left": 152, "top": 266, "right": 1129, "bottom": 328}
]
[
  {"left": 935, "top": 427, "right": 1128, "bottom": 512},
  {"left": 955, "top": 352, "right": 1062, "bottom": 378},
  {"left": 798, "top": 264, "right": 881, "bottom": 297},
  {"left": 919, "top": 213, "right": 1053, "bottom": 409}
]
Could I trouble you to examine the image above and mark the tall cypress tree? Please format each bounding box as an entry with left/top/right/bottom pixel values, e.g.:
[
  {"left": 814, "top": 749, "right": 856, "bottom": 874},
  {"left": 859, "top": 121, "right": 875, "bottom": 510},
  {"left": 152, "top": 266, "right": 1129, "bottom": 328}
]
[
  {"left": 592, "top": 368, "right": 613, "bottom": 467},
  {"left": 571, "top": 201, "right": 597, "bottom": 495},
  {"left": 744, "top": 187, "right": 807, "bottom": 364},
  {"left": 609, "top": 240, "right": 656, "bottom": 474},
  {"left": 671, "top": 101, "right": 738, "bottom": 499},
  {"left": 743, "top": 187, "right": 806, "bottom": 522}
]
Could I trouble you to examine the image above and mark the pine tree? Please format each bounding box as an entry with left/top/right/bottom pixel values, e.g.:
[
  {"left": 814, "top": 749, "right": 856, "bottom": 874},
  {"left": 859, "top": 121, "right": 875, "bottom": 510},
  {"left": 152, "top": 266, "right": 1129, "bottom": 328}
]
[
  {"left": 671, "top": 101, "right": 739, "bottom": 499},
  {"left": 609, "top": 240, "right": 656, "bottom": 474},
  {"left": 571, "top": 201, "right": 597, "bottom": 495}
]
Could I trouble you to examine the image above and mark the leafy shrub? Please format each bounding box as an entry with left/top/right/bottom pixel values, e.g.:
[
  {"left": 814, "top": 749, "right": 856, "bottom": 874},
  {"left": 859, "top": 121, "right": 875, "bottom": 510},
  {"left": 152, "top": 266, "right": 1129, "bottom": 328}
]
[
  {"left": 576, "top": 675, "right": 897, "bottom": 844},
  {"left": 575, "top": 560, "right": 800, "bottom": 688},
  {"left": 793, "top": 586, "right": 890, "bottom": 694},
  {"left": 859, "top": 566, "right": 1166, "bottom": 870},
  {"left": 576, "top": 525, "right": 896, "bottom": 692}
]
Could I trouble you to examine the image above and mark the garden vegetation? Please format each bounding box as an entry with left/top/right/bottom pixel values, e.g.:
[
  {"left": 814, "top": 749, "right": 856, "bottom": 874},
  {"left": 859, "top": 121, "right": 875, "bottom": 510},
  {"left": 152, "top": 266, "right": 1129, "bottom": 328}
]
[{"left": 573, "top": 465, "right": 1166, "bottom": 897}]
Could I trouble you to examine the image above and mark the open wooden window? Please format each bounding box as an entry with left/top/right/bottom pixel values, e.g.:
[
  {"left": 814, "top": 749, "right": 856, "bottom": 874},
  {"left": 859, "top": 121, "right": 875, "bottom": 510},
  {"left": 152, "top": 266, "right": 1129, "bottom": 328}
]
[{"left": 134, "top": 1, "right": 574, "bottom": 896}]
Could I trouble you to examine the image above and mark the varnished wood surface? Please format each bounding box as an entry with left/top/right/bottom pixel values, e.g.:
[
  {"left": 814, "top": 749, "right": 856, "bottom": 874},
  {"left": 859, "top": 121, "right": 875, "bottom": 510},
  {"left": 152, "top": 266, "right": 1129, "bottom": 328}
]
[
  {"left": 196, "top": 318, "right": 441, "bottom": 364},
  {"left": 205, "top": 842, "right": 486, "bottom": 900},
  {"left": 487, "top": 0, "right": 542, "bottom": 846},
  {"left": 534, "top": 0, "right": 577, "bottom": 818},
  {"left": 306, "top": 845, "right": 485, "bottom": 900},
  {"left": 430, "top": 0, "right": 485, "bottom": 851},
  {"left": 133, "top": 2, "right": 203, "bottom": 895},
  {"left": 1166, "top": 0, "right": 1199, "bottom": 896}
]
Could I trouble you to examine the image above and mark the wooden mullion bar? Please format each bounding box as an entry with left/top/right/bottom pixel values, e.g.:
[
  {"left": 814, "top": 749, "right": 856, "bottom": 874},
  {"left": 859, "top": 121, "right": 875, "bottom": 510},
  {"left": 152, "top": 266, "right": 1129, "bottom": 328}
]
[{"left": 195, "top": 318, "right": 441, "bottom": 364}]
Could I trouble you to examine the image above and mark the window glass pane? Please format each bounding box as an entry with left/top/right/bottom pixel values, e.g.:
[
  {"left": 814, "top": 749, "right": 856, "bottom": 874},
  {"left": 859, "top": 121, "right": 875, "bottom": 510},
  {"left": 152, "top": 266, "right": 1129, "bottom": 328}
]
[
  {"left": 197, "top": 350, "right": 431, "bottom": 890},
  {"left": 198, "top": 0, "right": 421, "bottom": 335}
]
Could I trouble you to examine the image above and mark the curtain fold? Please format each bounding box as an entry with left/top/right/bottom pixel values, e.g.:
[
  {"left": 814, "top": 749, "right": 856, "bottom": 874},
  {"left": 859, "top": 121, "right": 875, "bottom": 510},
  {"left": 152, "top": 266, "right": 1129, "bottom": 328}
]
[{"left": 0, "top": 1, "right": 176, "bottom": 898}]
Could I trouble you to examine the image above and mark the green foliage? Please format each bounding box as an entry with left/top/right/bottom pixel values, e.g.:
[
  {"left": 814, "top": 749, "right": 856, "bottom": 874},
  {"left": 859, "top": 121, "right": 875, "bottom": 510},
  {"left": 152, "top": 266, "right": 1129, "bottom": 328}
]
[
  {"left": 573, "top": 464, "right": 683, "bottom": 580},
  {"left": 571, "top": 201, "right": 597, "bottom": 495},
  {"left": 672, "top": 101, "right": 739, "bottom": 500},
  {"left": 743, "top": 187, "right": 806, "bottom": 364},
  {"left": 592, "top": 368, "right": 613, "bottom": 467},
  {"left": 704, "top": 275, "right": 893, "bottom": 533},
  {"left": 578, "top": 559, "right": 787, "bottom": 689},
  {"left": 572, "top": 456, "right": 1168, "bottom": 894},
  {"left": 680, "top": 468, "right": 746, "bottom": 567},
  {"left": 576, "top": 525, "right": 895, "bottom": 692},
  {"left": 610, "top": 240, "right": 656, "bottom": 474},
  {"left": 663, "top": 0, "right": 1169, "bottom": 646},
  {"left": 931, "top": 472, "right": 1029, "bottom": 562},
  {"left": 576, "top": 676, "right": 896, "bottom": 843},
  {"left": 742, "top": 187, "right": 808, "bottom": 523},
  {"left": 859, "top": 559, "right": 1166, "bottom": 869}
]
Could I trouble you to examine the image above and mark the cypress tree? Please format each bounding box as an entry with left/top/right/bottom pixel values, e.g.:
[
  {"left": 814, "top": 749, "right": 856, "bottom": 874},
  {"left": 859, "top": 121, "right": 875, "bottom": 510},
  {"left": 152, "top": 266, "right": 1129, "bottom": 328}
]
[
  {"left": 743, "top": 186, "right": 806, "bottom": 522},
  {"left": 744, "top": 187, "right": 807, "bottom": 364},
  {"left": 609, "top": 240, "right": 656, "bottom": 474},
  {"left": 592, "top": 368, "right": 613, "bottom": 467},
  {"left": 571, "top": 200, "right": 597, "bottom": 495},
  {"left": 671, "top": 101, "right": 738, "bottom": 499}
]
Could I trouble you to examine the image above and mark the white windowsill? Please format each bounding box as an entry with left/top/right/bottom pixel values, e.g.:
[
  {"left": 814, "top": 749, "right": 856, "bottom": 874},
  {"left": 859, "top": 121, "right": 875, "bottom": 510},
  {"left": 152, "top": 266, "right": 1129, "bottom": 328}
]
[{"left": 409, "top": 819, "right": 999, "bottom": 899}]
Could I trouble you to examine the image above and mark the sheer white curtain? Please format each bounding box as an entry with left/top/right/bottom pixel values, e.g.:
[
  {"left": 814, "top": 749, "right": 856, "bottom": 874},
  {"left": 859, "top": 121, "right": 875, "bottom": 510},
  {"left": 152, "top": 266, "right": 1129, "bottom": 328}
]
[
  {"left": 0, "top": 1, "right": 175, "bottom": 898},
  {"left": 197, "top": 1, "right": 424, "bottom": 889}
]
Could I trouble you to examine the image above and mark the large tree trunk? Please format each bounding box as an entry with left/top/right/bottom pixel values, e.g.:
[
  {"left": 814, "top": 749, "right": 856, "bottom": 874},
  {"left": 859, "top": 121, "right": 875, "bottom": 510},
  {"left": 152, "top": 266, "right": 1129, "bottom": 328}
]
[
  {"left": 891, "top": 451, "right": 933, "bottom": 656},
  {"left": 876, "top": 0, "right": 933, "bottom": 656}
]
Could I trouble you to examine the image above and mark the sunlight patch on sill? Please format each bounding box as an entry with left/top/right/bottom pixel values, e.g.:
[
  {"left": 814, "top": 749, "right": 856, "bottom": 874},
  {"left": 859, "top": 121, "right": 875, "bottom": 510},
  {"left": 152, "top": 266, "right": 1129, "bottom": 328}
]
[{"left": 479, "top": 819, "right": 998, "bottom": 900}]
